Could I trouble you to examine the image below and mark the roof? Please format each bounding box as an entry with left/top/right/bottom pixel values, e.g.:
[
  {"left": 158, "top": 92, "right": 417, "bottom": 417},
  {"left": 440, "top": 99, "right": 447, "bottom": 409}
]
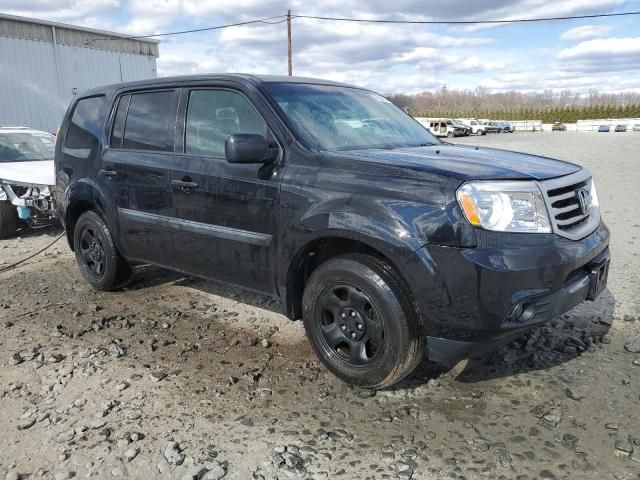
[
  {"left": 79, "top": 73, "right": 358, "bottom": 97},
  {"left": 0, "top": 13, "right": 159, "bottom": 57}
]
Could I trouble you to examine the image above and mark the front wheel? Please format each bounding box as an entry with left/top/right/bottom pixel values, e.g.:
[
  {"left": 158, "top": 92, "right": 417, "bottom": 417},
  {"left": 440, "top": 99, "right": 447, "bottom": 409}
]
[
  {"left": 302, "top": 254, "right": 425, "bottom": 388},
  {"left": 0, "top": 201, "right": 18, "bottom": 239},
  {"left": 73, "top": 210, "right": 131, "bottom": 290},
  {"left": 447, "top": 131, "right": 454, "bottom": 138}
]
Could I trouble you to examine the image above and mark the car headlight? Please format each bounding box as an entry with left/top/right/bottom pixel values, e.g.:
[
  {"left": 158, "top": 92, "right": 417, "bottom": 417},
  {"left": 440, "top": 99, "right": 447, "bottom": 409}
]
[{"left": 457, "top": 181, "right": 551, "bottom": 233}]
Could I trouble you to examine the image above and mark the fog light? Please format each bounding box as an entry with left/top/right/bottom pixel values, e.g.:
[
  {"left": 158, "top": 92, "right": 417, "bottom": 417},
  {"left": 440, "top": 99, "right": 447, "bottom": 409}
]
[{"left": 513, "top": 301, "right": 536, "bottom": 323}]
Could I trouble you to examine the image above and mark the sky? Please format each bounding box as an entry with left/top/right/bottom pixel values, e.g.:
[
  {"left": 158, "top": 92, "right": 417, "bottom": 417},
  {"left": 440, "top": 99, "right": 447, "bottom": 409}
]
[{"left": 2, "top": 0, "right": 640, "bottom": 94}]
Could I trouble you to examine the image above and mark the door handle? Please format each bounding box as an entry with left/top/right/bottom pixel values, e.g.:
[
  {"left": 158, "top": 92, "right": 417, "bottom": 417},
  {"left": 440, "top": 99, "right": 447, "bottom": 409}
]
[
  {"left": 99, "top": 169, "right": 117, "bottom": 177},
  {"left": 172, "top": 179, "right": 199, "bottom": 190}
]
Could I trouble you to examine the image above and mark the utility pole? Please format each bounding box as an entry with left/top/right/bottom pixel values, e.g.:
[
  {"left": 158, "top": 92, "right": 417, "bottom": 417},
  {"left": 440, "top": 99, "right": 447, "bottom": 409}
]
[{"left": 287, "top": 10, "right": 293, "bottom": 76}]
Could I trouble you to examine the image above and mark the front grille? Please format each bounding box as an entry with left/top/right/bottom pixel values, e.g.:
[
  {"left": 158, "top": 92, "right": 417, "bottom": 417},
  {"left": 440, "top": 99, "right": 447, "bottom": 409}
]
[{"left": 541, "top": 170, "right": 599, "bottom": 240}]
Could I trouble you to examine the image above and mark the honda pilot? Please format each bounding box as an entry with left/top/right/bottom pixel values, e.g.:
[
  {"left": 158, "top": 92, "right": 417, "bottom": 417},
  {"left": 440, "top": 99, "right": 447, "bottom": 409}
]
[{"left": 55, "top": 75, "right": 610, "bottom": 388}]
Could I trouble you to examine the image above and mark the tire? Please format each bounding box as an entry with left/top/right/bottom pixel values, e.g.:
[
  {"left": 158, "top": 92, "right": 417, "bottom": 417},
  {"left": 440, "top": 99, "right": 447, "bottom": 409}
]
[
  {"left": 481, "top": 130, "right": 487, "bottom": 136},
  {"left": 447, "top": 132, "right": 454, "bottom": 138},
  {"left": 302, "top": 253, "right": 425, "bottom": 389},
  {"left": 0, "top": 201, "right": 18, "bottom": 239},
  {"left": 73, "top": 210, "right": 131, "bottom": 290}
]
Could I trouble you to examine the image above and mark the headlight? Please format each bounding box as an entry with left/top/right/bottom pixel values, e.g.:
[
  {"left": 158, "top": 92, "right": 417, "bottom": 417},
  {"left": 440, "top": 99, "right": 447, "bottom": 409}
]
[{"left": 457, "top": 181, "right": 551, "bottom": 233}]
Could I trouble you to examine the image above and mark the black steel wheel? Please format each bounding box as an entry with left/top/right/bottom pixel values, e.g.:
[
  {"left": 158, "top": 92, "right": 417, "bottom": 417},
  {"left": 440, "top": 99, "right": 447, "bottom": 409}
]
[
  {"left": 302, "top": 253, "right": 425, "bottom": 388},
  {"left": 73, "top": 210, "right": 131, "bottom": 290},
  {"left": 316, "top": 283, "right": 385, "bottom": 366}
]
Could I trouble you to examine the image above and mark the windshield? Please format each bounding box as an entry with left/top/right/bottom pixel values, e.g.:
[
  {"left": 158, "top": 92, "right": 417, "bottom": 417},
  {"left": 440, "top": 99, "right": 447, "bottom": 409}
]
[
  {"left": 263, "top": 83, "right": 439, "bottom": 151},
  {"left": 0, "top": 131, "right": 55, "bottom": 162}
]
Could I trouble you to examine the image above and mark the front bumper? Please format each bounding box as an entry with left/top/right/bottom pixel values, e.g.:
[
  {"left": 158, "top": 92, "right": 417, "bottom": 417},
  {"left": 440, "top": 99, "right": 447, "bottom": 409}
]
[{"left": 404, "top": 222, "right": 610, "bottom": 364}]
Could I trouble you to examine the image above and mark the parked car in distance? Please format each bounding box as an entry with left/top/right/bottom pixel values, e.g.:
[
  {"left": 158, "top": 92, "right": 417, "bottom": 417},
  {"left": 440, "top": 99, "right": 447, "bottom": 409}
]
[
  {"left": 552, "top": 122, "right": 567, "bottom": 131},
  {"left": 498, "top": 121, "right": 515, "bottom": 133},
  {"left": 451, "top": 119, "right": 471, "bottom": 136},
  {"left": 598, "top": 125, "right": 610, "bottom": 132},
  {"left": 426, "top": 118, "right": 466, "bottom": 138},
  {"left": 55, "top": 75, "right": 610, "bottom": 389},
  {"left": 633, "top": 124, "right": 640, "bottom": 132},
  {"left": 0, "top": 126, "right": 56, "bottom": 238},
  {"left": 614, "top": 124, "right": 627, "bottom": 132},
  {"left": 483, "top": 121, "right": 502, "bottom": 133},
  {"left": 456, "top": 119, "right": 486, "bottom": 135}
]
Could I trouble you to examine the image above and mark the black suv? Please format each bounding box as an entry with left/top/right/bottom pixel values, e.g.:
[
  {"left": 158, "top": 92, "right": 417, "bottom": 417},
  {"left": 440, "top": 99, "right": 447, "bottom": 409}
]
[{"left": 55, "top": 75, "right": 610, "bottom": 388}]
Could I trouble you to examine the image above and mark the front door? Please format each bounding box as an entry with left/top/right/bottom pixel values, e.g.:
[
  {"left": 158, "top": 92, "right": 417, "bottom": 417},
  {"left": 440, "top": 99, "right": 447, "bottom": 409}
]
[
  {"left": 168, "top": 87, "right": 282, "bottom": 293},
  {"left": 99, "top": 89, "right": 178, "bottom": 264}
]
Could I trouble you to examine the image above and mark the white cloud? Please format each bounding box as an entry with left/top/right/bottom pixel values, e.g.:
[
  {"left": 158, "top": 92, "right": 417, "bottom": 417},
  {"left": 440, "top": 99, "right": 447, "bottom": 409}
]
[{"left": 560, "top": 25, "right": 612, "bottom": 41}]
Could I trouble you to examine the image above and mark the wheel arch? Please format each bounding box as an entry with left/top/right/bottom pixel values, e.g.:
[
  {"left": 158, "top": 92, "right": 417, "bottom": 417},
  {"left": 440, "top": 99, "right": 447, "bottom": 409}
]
[
  {"left": 63, "top": 179, "right": 112, "bottom": 251},
  {"left": 282, "top": 232, "right": 420, "bottom": 323}
]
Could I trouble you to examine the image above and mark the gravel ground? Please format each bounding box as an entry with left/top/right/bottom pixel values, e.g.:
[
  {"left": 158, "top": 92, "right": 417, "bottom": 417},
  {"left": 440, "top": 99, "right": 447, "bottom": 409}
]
[{"left": 0, "top": 132, "right": 639, "bottom": 480}]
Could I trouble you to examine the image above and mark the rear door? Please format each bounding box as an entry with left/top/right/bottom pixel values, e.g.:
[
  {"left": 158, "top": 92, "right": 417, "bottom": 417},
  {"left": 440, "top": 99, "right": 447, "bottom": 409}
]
[
  {"left": 99, "top": 89, "right": 179, "bottom": 264},
  {"left": 168, "top": 87, "right": 282, "bottom": 293}
]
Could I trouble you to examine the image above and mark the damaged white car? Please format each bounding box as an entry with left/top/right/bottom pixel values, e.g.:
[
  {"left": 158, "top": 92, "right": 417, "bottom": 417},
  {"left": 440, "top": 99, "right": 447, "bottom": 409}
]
[{"left": 0, "top": 127, "right": 56, "bottom": 238}]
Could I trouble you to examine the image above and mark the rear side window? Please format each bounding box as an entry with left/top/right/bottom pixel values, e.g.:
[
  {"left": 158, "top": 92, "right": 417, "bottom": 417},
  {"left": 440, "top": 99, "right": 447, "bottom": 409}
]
[
  {"left": 65, "top": 96, "right": 107, "bottom": 150},
  {"left": 185, "top": 90, "right": 267, "bottom": 157},
  {"left": 110, "top": 95, "right": 130, "bottom": 149},
  {"left": 121, "top": 90, "right": 176, "bottom": 152}
]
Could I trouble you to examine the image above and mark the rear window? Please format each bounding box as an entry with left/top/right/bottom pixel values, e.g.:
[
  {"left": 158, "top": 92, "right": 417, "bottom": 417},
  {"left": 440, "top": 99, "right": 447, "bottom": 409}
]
[
  {"left": 121, "top": 90, "right": 176, "bottom": 152},
  {"left": 65, "top": 96, "right": 108, "bottom": 150}
]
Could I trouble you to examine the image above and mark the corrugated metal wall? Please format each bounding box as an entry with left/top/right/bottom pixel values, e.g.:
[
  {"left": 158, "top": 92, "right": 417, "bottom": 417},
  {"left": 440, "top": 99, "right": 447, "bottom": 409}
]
[{"left": 0, "top": 36, "right": 157, "bottom": 132}]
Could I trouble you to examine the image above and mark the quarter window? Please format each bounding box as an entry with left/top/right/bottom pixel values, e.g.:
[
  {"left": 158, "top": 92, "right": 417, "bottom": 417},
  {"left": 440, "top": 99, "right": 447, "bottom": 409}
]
[
  {"left": 65, "top": 96, "right": 108, "bottom": 150},
  {"left": 122, "top": 90, "right": 176, "bottom": 152},
  {"left": 185, "top": 90, "right": 267, "bottom": 157}
]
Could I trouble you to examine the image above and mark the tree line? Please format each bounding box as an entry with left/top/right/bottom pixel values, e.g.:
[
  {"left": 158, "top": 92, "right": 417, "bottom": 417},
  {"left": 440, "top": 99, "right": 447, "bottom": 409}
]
[{"left": 386, "top": 87, "right": 640, "bottom": 122}]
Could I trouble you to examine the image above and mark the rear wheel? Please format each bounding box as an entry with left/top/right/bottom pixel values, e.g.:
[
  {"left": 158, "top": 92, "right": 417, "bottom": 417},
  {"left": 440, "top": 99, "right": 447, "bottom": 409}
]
[
  {"left": 0, "top": 201, "right": 17, "bottom": 239},
  {"left": 73, "top": 210, "right": 131, "bottom": 290},
  {"left": 302, "top": 253, "right": 425, "bottom": 388},
  {"left": 447, "top": 131, "right": 454, "bottom": 138}
]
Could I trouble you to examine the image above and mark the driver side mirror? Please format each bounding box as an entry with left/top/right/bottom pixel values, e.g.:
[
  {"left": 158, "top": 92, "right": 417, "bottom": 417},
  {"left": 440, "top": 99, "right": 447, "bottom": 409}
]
[{"left": 225, "top": 134, "right": 277, "bottom": 164}]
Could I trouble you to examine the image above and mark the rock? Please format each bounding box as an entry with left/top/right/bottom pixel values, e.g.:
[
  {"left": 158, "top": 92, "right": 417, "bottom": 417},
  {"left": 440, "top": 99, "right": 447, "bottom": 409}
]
[
  {"left": 111, "top": 467, "right": 124, "bottom": 477},
  {"left": 239, "top": 418, "right": 254, "bottom": 427},
  {"left": 17, "top": 416, "right": 36, "bottom": 430},
  {"left": 261, "top": 339, "right": 271, "bottom": 348},
  {"left": 356, "top": 388, "right": 376, "bottom": 399},
  {"left": 203, "top": 462, "right": 227, "bottom": 480},
  {"left": 164, "top": 441, "right": 185, "bottom": 465},
  {"left": 630, "top": 450, "right": 640, "bottom": 463},
  {"left": 615, "top": 439, "right": 633, "bottom": 454},
  {"left": 633, "top": 358, "right": 640, "bottom": 366},
  {"left": 5, "top": 471, "right": 21, "bottom": 480},
  {"left": 150, "top": 372, "right": 167, "bottom": 382},
  {"left": 565, "top": 387, "right": 583, "bottom": 401},
  {"left": 115, "top": 382, "right": 129, "bottom": 391},
  {"left": 47, "top": 353, "right": 65, "bottom": 364},
  {"left": 124, "top": 447, "right": 139, "bottom": 462},
  {"left": 54, "top": 472, "right": 75, "bottom": 480},
  {"left": 55, "top": 430, "right": 76, "bottom": 443},
  {"left": 624, "top": 341, "right": 640, "bottom": 353},
  {"left": 109, "top": 341, "right": 126, "bottom": 358},
  {"left": 605, "top": 423, "right": 619, "bottom": 431}
]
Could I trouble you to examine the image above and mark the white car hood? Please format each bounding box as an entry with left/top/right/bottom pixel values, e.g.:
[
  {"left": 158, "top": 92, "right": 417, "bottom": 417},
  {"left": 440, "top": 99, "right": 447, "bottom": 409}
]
[{"left": 0, "top": 160, "right": 55, "bottom": 186}]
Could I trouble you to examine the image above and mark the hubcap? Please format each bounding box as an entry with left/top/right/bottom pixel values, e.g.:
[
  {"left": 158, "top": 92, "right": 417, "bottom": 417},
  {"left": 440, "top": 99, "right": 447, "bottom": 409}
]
[
  {"left": 316, "top": 284, "right": 384, "bottom": 366},
  {"left": 79, "top": 226, "right": 106, "bottom": 277}
]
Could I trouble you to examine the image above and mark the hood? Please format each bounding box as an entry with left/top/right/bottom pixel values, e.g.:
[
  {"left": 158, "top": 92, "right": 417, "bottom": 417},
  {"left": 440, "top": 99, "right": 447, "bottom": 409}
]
[
  {"left": 0, "top": 160, "right": 55, "bottom": 186},
  {"left": 344, "top": 144, "right": 581, "bottom": 181}
]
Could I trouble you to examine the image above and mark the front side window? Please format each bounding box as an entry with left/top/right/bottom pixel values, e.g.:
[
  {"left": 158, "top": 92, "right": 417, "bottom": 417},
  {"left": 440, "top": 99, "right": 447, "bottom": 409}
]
[
  {"left": 65, "top": 96, "right": 108, "bottom": 150},
  {"left": 185, "top": 90, "right": 267, "bottom": 157},
  {"left": 263, "top": 83, "right": 439, "bottom": 152},
  {"left": 122, "top": 90, "right": 176, "bottom": 152}
]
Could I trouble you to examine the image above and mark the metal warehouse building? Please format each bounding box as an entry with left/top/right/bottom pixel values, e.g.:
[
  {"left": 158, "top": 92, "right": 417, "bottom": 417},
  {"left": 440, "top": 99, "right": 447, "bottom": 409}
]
[{"left": 0, "top": 14, "right": 159, "bottom": 132}]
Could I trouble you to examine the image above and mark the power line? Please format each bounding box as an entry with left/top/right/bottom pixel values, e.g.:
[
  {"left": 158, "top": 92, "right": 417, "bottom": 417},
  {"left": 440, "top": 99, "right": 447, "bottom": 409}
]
[
  {"left": 84, "top": 14, "right": 289, "bottom": 44},
  {"left": 85, "top": 10, "right": 640, "bottom": 44},
  {"left": 293, "top": 11, "right": 640, "bottom": 25}
]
